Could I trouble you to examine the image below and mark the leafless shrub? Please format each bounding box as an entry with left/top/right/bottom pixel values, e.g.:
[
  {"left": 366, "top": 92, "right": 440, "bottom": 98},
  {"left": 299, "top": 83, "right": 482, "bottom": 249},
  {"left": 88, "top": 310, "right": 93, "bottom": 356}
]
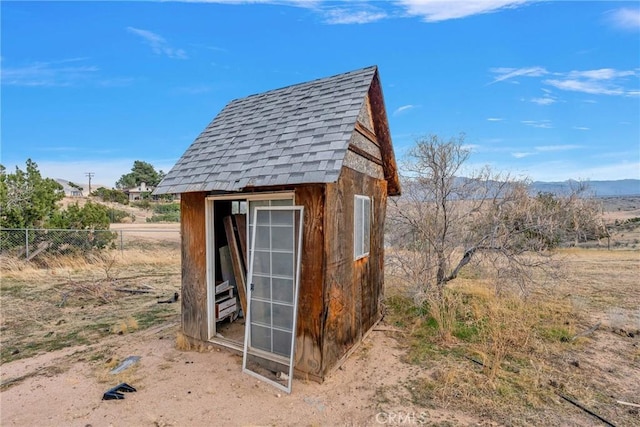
[{"left": 387, "top": 134, "right": 607, "bottom": 298}]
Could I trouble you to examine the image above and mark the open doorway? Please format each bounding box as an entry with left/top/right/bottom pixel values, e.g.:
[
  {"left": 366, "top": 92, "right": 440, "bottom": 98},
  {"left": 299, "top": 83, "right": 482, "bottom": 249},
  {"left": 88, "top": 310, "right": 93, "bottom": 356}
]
[
  {"left": 209, "top": 198, "right": 247, "bottom": 347},
  {"left": 206, "top": 194, "right": 295, "bottom": 352}
]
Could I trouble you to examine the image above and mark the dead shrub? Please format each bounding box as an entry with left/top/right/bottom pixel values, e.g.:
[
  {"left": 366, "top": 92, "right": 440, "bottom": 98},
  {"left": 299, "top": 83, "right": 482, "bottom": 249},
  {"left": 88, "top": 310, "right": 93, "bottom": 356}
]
[
  {"left": 175, "top": 331, "right": 192, "bottom": 351},
  {"left": 111, "top": 317, "right": 139, "bottom": 335}
]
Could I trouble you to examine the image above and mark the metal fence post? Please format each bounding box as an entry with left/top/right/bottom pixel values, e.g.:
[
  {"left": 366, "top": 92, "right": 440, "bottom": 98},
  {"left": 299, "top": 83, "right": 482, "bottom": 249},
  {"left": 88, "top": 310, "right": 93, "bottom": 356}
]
[{"left": 25, "top": 228, "right": 29, "bottom": 260}]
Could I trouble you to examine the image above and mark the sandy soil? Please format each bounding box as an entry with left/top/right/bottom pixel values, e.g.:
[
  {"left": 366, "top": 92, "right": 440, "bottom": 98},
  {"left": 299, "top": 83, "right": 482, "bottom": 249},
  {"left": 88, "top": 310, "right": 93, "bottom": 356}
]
[
  {"left": 3, "top": 303, "right": 637, "bottom": 426},
  {"left": 0, "top": 321, "right": 488, "bottom": 427}
]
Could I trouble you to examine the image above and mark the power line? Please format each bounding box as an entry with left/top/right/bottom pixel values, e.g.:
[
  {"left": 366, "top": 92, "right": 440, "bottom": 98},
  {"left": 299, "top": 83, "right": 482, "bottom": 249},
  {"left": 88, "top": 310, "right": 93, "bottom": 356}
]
[{"left": 85, "top": 172, "right": 95, "bottom": 195}]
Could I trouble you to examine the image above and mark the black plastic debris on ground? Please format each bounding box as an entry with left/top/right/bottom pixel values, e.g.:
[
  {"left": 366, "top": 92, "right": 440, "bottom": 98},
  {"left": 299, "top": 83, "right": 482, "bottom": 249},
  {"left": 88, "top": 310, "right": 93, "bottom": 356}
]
[
  {"left": 103, "top": 383, "right": 136, "bottom": 400},
  {"left": 158, "top": 292, "right": 179, "bottom": 304}
]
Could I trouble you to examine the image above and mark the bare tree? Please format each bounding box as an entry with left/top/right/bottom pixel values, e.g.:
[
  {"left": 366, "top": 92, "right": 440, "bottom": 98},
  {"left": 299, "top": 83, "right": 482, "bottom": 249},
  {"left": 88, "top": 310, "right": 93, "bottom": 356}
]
[{"left": 387, "top": 134, "right": 606, "bottom": 299}]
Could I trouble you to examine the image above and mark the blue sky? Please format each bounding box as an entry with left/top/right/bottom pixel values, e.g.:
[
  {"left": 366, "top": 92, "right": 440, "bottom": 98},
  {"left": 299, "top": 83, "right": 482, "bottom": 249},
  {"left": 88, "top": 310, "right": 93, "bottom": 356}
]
[{"left": 1, "top": 1, "right": 639, "bottom": 188}]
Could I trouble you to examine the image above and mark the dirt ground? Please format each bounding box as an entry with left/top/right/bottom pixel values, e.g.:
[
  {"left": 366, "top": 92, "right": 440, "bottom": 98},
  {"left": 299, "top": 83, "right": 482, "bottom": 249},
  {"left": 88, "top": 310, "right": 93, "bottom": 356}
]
[
  {"left": 2, "top": 278, "right": 638, "bottom": 427},
  {"left": 0, "top": 320, "right": 491, "bottom": 427},
  {"left": 1, "top": 197, "right": 639, "bottom": 426}
]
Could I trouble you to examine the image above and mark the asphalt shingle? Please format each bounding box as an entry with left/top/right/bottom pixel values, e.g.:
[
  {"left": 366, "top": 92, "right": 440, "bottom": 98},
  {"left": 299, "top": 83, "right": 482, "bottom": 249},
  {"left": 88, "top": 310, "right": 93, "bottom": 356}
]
[{"left": 155, "top": 66, "right": 377, "bottom": 195}]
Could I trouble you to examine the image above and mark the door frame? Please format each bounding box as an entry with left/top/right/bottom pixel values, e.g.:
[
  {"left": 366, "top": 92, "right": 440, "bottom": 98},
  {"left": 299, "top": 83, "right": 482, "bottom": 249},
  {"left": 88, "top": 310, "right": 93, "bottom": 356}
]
[{"left": 204, "top": 192, "right": 295, "bottom": 350}]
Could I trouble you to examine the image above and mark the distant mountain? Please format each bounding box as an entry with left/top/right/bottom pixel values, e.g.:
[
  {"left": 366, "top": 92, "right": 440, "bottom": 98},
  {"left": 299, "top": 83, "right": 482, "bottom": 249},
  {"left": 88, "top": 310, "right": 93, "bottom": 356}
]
[
  {"left": 400, "top": 178, "right": 640, "bottom": 199},
  {"left": 530, "top": 179, "right": 640, "bottom": 197}
]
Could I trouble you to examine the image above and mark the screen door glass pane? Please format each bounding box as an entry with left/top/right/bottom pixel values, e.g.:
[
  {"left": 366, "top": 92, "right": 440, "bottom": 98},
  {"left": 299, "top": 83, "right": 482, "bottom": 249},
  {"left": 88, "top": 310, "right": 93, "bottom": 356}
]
[{"left": 243, "top": 206, "right": 303, "bottom": 394}]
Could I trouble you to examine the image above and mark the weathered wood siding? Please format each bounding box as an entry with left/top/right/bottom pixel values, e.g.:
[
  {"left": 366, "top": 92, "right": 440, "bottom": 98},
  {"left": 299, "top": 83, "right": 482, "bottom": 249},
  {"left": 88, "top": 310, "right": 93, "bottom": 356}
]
[
  {"left": 322, "top": 167, "right": 387, "bottom": 374},
  {"left": 364, "top": 179, "right": 387, "bottom": 332},
  {"left": 369, "top": 71, "right": 401, "bottom": 196},
  {"left": 357, "top": 94, "right": 374, "bottom": 132},
  {"left": 180, "top": 192, "right": 208, "bottom": 341},
  {"left": 293, "top": 185, "right": 326, "bottom": 379}
]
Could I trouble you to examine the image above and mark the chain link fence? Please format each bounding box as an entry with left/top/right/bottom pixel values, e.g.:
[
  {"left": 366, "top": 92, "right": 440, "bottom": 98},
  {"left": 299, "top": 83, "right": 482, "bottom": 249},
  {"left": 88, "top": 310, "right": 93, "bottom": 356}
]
[{"left": 0, "top": 227, "right": 180, "bottom": 261}]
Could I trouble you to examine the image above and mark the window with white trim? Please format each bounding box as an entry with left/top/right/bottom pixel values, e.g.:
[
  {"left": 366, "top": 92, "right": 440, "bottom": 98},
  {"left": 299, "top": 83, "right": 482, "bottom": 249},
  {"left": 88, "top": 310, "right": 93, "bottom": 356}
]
[{"left": 354, "top": 195, "right": 371, "bottom": 260}]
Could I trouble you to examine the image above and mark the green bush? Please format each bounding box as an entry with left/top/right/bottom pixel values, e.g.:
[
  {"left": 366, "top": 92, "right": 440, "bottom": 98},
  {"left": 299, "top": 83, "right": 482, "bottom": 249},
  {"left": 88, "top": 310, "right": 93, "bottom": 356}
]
[
  {"left": 107, "top": 208, "right": 134, "bottom": 223},
  {"left": 1, "top": 160, "right": 64, "bottom": 229},
  {"left": 146, "top": 212, "right": 180, "bottom": 223},
  {"left": 50, "top": 201, "right": 110, "bottom": 230},
  {"left": 131, "top": 200, "right": 152, "bottom": 210},
  {"left": 47, "top": 201, "right": 117, "bottom": 250},
  {"left": 92, "top": 188, "right": 128, "bottom": 205},
  {"left": 152, "top": 203, "right": 180, "bottom": 214}
]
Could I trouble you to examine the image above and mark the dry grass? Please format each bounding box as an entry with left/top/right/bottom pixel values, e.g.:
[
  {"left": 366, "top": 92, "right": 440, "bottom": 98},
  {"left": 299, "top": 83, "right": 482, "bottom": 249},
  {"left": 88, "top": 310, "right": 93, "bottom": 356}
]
[
  {"left": 386, "top": 200, "right": 636, "bottom": 423},
  {"left": 385, "top": 244, "right": 640, "bottom": 426},
  {"left": 1, "top": 247, "right": 180, "bottom": 281},
  {"left": 0, "top": 243, "right": 181, "bottom": 364},
  {"left": 424, "top": 290, "right": 462, "bottom": 343},
  {"left": 111, "top": 317, "right": 140, "bottom": 335},
  {"left": 175, "top": 331, "right": 193, "bottom": 351}
]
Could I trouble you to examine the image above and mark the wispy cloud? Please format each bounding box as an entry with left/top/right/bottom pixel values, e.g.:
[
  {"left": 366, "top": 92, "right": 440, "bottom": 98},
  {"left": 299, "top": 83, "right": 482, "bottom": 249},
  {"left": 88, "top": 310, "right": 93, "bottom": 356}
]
[
  {"left": 545, "top": 78, "right": 622, "bottom": 96},
  {"left": 127, "top": 27, "right": 188, "bottom": 59},
  {"left": 190, "top": 43, "right": 227, "bottom": 53},
  {"left": 487, "top": 117, "right": 504, "bottom": 122},
  {"left": 511, "top": 144, "right": 581, "bottom": 160},
  {"left": 511, "top": 152, "right": 535, "bottom": 159},
  {"left": 185, "top": 1, "right": 386, "bottom": 24},
  {"left": 396, "top": 0, "right": 535, "bottom": 22},
  {"left": 323, "top": 8, "right": 387, "bottom": 24},
  {"left": 573, "top": 126, "right": 590, "bottom": 131},
  {"left": 530, "top": 88, "right": 557, "bottom": 105},
  {"left": 488, "top": 66, "right": 548, "bottom": 84},
  {"left": 534, "top": 144, "right": 581, "bottom": 152},
  {"left": 544, "top": 67, "right": 639, "bottom": 96},
  {"left": 567, "top": 69, "right": 636, "bottom": 80},
  {"left": 393, "top": 104, "right": 418, "bottom": 116},
  {"left": 490, "top": 65, "right": 639, "bottom": 97},
  {"left": 606, "top": 7, "right": 640, "bottom": 31},
  {"left": 521, "top": 119, "right": 553, "bottom": 129},
  {"left": 1, "top": 58, "right": 99, "bottom": 87},
  {"left": 530, "top": 95, "right": 556, "bottom": 105}
]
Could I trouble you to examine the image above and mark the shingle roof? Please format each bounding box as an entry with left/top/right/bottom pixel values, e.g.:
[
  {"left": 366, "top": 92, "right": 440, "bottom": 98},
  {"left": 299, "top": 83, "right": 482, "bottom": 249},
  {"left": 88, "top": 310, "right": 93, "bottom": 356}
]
[{"left": 154, "top": 66, "right": 378, "bottom": 194}]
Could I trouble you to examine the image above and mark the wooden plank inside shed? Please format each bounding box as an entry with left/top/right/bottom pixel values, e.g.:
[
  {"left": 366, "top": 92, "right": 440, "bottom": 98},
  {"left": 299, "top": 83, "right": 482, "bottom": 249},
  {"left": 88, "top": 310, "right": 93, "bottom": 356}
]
[
  {"left": 234, "top": 214, "right": 248, "bottom": 268},
  {"left": 223, "top": 215, "right": 248, "bottom": 317}
]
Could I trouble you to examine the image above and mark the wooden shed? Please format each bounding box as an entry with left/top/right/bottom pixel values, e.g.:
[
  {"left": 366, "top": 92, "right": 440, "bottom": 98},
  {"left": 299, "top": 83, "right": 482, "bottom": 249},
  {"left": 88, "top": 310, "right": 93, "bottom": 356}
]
[{"left": 154, "top": 65, "right": 400, "bottom": 391}]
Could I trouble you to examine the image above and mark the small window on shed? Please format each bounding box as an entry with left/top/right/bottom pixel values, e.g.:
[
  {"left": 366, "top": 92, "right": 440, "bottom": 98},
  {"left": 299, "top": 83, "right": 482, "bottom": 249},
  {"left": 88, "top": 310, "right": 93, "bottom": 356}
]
[{"left": 354, "top": 195, "right": 371, "bottom": 260}]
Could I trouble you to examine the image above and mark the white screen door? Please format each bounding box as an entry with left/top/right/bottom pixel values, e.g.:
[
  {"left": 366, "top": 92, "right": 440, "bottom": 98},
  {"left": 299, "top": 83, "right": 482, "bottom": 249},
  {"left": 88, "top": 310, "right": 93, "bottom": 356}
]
[{"left": 242, "top": 206, "right": 304, "bottom": 393}]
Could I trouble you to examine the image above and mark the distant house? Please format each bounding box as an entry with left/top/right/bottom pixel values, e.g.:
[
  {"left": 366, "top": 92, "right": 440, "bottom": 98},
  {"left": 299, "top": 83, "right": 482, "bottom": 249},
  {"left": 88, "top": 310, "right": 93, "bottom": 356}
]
[
  {"left": 55, "top": 179, "right": 84, "bottom": 197},
  {"left": 124, "top": 182, "right": 154, "bottom": 202},
  {"left": 154, "top": 66, "right": 400, "bottom": 390}
]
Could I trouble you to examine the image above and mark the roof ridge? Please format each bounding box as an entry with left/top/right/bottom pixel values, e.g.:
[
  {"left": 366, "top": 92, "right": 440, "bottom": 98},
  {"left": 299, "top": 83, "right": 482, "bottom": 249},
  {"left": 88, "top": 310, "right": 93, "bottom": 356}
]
[{"left": 228, "top": 65, "right": 377, "bottom": 104}]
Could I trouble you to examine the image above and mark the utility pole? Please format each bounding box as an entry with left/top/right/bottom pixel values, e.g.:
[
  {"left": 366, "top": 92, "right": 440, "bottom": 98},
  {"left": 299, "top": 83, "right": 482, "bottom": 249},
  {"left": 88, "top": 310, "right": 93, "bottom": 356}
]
[{"left": 85, "top": 172, "right": 95, "bottom": 195}]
